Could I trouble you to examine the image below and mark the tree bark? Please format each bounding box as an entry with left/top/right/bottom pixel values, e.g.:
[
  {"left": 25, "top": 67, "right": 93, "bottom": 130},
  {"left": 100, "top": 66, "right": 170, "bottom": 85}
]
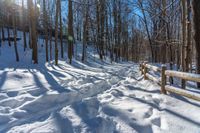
[
  {"left": 43, "top": 0, "right": 49, "bottom": 62},
  {"left": 22, "top": 0, "right": 27, "bottom": 52},
  {"left": 68, "top": 0, "right": 74, "bottom": 64},
  {"left": 192, "top": 0, "right": 200, "bottom": 88},
  {"left": 28, "top": 0, "right": 38, "bottom": 64},
  {"left": 181, "top": 0, "right": 187, "bottom": 88},
  {"left": 55, "top": 0, "right": 59, "bottom": 65},
  {"left": 59, "top": 0, "right": 64, "bottom": 58},
  {"left": 12, "top": 10, "right": 19, "bottom": 62}
]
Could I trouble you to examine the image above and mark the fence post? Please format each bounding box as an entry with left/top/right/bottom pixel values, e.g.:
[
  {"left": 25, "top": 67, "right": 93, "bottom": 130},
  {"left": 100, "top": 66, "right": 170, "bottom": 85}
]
[
  {"left": 143, "top": 61, "right": 147, "bottom": 80},
  {"left": 161, "top": 64, "right": 167, "bottom": 94}
]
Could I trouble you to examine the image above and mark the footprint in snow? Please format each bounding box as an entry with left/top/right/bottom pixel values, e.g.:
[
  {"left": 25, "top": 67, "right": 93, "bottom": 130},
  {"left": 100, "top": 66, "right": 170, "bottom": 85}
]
[
  {"left": 152, "top": 98, "right": 164, "bottom": 106},
  {"left": 144, "top": 107, "right": 153, "bottom": 119},
  {"left": 22, "top": 70, "right": 29, "bottom": 73},
  {"left": 6, "top": 91, "right": 19, "bottom": 97},
  {"left": 151, "top": 117, "right": 161, "bottom": 127},
  {"left": 127, "top": 109, "right": 134, "bottom": 113},
  {"left": 111, "top": 90, "right": 124, "bottom": 98}
]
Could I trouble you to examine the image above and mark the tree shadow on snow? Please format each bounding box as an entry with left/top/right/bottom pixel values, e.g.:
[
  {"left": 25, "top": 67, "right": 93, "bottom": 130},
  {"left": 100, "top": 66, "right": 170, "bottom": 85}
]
[
  {"left": 128, "top": 95, "right": 200, "bottom": 127},
  {"left": 3, "top": 62, "right": 71, "bottom": 94},
  {"left": 0, "top": 71, "right": 7, "bottom": 91},
  {"left": 101, "top": 104, "right": 153, "bottom": 133},
  {"left": 169, "top": 93, "right": 200, "bottom": 108}
]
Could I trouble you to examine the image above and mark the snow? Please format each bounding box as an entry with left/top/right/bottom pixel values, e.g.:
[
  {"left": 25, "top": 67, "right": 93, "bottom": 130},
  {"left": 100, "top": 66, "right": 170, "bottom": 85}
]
[{"left": 1, "top": 32, "right": 200, "bottom": 133}]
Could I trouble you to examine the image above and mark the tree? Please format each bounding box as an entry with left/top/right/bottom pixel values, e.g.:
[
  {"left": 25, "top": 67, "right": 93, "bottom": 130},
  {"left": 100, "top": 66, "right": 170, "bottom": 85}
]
[
  {"left": 138, "top": 0, "right": 153, "bottom": 62},
  {"left": 22, "top": 0, "right": 27, "bottom": 52},
  {"left": 43, "top": 0, "right": 49, "bottom": 62},
  {"left": 82, "top": 0, "right": 89, "bottom": 62},
  {"left": 59, "top": 0, "right": 64, "bottom": 58},
  {"left": 28, "top": 0, "right": 38, "bottom": 64},
  {"left": 192, "top": 0, "right": 200, "bottom": 88},
  {"left": 55, "top": 0, "right": 59, "bottom": 65},
  {"left": 68, "top": 0, "right": 74, "bottom": 64},
  {"left": 12, "top": 6, "right": 19, "bottom": 62},
  {"left": 186, "top": 0, "right": 192, "bottom": 72}
]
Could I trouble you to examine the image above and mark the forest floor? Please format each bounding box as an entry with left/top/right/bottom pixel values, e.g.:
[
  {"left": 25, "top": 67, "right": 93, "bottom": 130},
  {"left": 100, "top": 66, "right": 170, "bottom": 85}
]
[{"left": 0, "top": 37, "right": 200, "bottom": 133}]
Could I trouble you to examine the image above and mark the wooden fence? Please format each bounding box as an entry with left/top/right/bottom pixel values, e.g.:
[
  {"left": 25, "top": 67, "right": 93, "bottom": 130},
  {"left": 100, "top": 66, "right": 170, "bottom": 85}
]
[{"left": 140, "top": 62, "right": 200, "bottom": 102}]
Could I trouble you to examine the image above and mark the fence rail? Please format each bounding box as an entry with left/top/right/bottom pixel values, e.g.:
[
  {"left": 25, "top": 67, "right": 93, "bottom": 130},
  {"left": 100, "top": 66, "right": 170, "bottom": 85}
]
[{"left": 140, "top": 62, "right": 200, "bottom": 102}]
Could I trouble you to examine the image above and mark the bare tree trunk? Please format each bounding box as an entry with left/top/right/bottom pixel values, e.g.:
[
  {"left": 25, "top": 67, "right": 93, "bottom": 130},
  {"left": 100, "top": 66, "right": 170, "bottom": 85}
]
[
  {"left": 59, "top": 0, "right": 64, "bottom": 58},
  {"left": 12, "top": 10, "right": 19, "bottom": 62},
  {"left": 22, "top": 0, "right": 27, "bottom": 51},
  {"left": 138, "top": 0, "right": 153, "bottom": 62},
  {"left": 43, "top": 0, "right": 49, "bottom": 62},
  {"left": 55, "top": 0, "right": 59, "bottom": 65},
  {"left": 181, "top": 0, "right": 187, "bottom": 88},
  {"left": 192, "top": 0, "right": 200, "bottom": 88},
  {"left": 185, "top": 0, "right": 192, "bottom": 72},
  {"left": 68, "top": 0, "right": 74, "bottom": 64},
  {"left": 82, "top": 0, "right": 89, "bottom": 62},
  {"left": 29, "top": 0, "right": 38, "bottom": 64}
]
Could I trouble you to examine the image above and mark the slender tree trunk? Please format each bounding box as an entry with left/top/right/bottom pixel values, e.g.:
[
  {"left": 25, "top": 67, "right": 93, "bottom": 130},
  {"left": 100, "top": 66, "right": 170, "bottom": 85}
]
[
  {"left": 186, "top": 0, "right": 192, "bottom": 72},
  {"left": 68, "top": 0, "right": 74, "bottom": 64},
  {"left": 29, "top": 0, "right": 38, "bottom": 64},
  {"left": 181, "top": 0, "right": 187, "bottom": 88},
  {"left": 139, "top": 0, "right": 153, "bottom": 62},
  {"left": 59, "top": 0, "right": 64, "bottom": 58},
  {"left": 22, "top": 0, "right": 27, "bottom": 51},
  {"left": 192, "top": 0, "right": 200, "bottom": 88},
  {"left": 43, "top": 0, "right": 49, "bottom": 62},
  {"left": 13, "top": 11, "right": 19, "bottom": 62},
  {"left": 55, "top": 0, "right": 59, "bottom": 65},
  {"left": 82, "top": 3, "right": 88, "bottom": 62},
  {"left": 1, "top": 27, "right": 5, "bottom": 41}
]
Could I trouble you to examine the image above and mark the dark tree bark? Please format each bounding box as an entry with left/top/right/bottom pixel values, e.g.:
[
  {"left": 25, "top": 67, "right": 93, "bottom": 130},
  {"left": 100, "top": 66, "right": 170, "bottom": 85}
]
[
  {"left": 28, "top": 0, "right": 38, "bottom": 64},
  {"left": 68, "top": 0, "right": 74, "bottom": 64},
  {"left": 82, "top": 0, "right": 89, "bottom": 62},
  {"left": 59, "top": 0, "right": 64, "bottom": 58},
  {"left": 22, "top": 0, "right": 27, "bottom": 52},
  {"left": 55, "top": 0, "right": 59, "bottom": 65},
  {"left": 193, "top": 0, "right": 200, "bottom": 88},
  {"left": 43, "top": 0, "right": 49, "bottom": 62},
  {"left": 13, "top": 10, "right": 19, "bottom": 62}
]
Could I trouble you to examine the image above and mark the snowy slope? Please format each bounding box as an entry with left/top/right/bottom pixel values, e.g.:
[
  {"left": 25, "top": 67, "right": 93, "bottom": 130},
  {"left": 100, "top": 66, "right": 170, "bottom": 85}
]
[{"left": 0, "top": 32, "right": 200, "bottom": 133}]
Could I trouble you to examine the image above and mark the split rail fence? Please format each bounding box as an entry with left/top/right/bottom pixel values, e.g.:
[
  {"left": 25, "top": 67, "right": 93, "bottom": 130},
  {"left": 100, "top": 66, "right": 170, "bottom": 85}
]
[{"left": 139, "top": 62, "right": 200, "bottom": 101}]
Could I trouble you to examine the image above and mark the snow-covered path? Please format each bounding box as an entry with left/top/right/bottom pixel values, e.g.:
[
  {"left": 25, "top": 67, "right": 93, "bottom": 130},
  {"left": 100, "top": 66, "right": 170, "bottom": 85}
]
[{"left": 1, "top": 59, "right": 200, "bottom": 133}]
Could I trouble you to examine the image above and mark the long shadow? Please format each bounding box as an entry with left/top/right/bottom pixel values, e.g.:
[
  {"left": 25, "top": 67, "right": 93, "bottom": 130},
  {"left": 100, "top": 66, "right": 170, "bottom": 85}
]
[
  {"left": 0, "top": 71, "right": 7, "bottom": 91},
  {"left": 169, "top": 93, "right": 200, "bottom": 108},
  {"left": 48, "top": 62, "right": 106, "bottom": 85},
  {"left": 56, "top": 63, "right": 104, "bottom": 81},
  {"left": 50, "top": 63, "right": 85, "bottom": 79},
  {"left": 71, "top": 60, "right": 103, "bottom": 72},
  {"left": 134, "top": 78, "right": 200, "bottom": 108},
  {"left": 27, "top": 69, "right": 48, "bottom": 96},
  {"left": 2, "top": 60, "right": 72, "bottom": 94},
  {"left": 187, "top": 89, "right": 200, "bottom": 95},
  {"left": 128, "top": 84, "right": 200, "bottom": 109},
  {"left": 49, "top": 70, "right": 67, "bottom": 79},
  {"left": 128, "top": 95, "right": 200, "bottom": 127},
  {"left": 53, "top": 112, "right": 74, "bottom": 133},
  {"left": 38, "top": 66, "right": 71, "bottom": 93},
  {"left": 125, "top": 85, "right": 160, "bottom": 94}
]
